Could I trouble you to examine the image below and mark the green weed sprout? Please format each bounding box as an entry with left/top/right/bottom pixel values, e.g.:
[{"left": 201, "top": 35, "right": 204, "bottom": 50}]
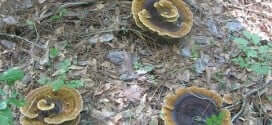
[{"left": 0, "top": 68, "right": 25, "bottom": 125}]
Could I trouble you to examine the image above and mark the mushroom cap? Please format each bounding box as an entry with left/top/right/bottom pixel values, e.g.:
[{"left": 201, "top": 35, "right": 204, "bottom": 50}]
[
  {"left": 161, "top": 86, "right": 231, "bottom": 125},
  {"left": 132, "top": 0, "right": 193, "bottom": 38},
  {"left": 19, "top": 115, "right": 80, "bottom": 125},
  {"left": 37, "top": 99, "right": 56, "bottom": 111},
  {"left": 20, "top": 86, "right": 83, "bottom": 124}
]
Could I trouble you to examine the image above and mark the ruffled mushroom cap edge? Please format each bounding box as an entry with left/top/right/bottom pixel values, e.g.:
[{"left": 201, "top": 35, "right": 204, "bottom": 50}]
[{"left": 19, "top": 86, "right": 83, "bottom": 125}]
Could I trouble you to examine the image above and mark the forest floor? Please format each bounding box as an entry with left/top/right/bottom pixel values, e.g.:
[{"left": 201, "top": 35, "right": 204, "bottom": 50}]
[{"left": 0, "top": 0, "right": 272, "bottom": 125}]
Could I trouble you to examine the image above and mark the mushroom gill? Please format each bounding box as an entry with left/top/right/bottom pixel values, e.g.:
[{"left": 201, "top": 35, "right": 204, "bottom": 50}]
[
  {"left": 161, "top": 86, "right": 231, "bottom": 125},
  {"left": 132, "top": 0, "right": 193, "bottom": 38}
]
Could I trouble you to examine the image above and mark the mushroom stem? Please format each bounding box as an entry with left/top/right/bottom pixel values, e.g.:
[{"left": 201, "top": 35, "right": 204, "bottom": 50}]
[{"left": 37, "top": 99, "right": 55, "bottom": 111}]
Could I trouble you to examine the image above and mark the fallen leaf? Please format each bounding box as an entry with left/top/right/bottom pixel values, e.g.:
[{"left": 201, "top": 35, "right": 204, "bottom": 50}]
[
  {"left": 223, "top": 93, "right": 233, "bottom": 104},
  {"left": 122, "top": 85, "right": 144, "bottom": 102}
]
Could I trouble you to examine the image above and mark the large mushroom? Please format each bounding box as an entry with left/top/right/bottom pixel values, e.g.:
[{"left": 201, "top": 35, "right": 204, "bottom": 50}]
[
  {"left": 132, "top": 0, "right": 193, "bottom": 38},
  {"left": 162, "top": 86, "right": 231, "bottom": 125},
  {"left": 20, "top": 86, "right": 83, "bottom": 125}
]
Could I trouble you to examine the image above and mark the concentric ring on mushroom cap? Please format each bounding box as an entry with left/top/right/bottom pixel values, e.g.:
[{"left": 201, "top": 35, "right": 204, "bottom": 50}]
[
  {"left": 132, "top": 0, "right": 193, "bottom": 38},
  {"left": 162, "top": 86, "right": 231, "bottom": 125},
  {"left": 20, "top": 86, "right": 83, "bottom": 125}
]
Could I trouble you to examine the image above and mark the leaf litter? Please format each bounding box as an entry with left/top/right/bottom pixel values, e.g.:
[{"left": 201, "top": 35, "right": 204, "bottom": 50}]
[{"left": 0, "top": 0, "right": 272, "bottom": 125}]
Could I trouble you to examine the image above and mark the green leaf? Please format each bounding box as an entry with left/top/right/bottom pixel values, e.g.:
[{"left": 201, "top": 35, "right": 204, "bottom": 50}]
[
  {"left": 51, "top": 79, "right": 65, "bottom": 91},
  {"left": 0, "top": 68, "right": 24, "bottom": 85},
  {"left": 7, "top": 98, "right": 25, "bottom": 107},
  {"left": 0, "top": 89, "right": 5, "bottom": 96},
  {"left": 251, "top": 34, "right": 261, "bottom": 45},
  {"left": 232, "top": 56, "right": 249, "bottom": 68},
  {"left": 0, "top": 108, "right": 13, "bottom": 125},
  {"left": 55, "top": 59, "right": 71, "bottom": 75},
  {"left": 38, "top": 75, "right": 51, "bottom": 85},
  {"left": 242, "top": 31, "right": 260, "bottom": 45},
  {"left": 258, "top": 45, "right": 269, "bottom": 54},
  {"left": 242, "top": 31, "right": 252, "bottom": 40},
  {"left": 234, "top": 38, "right": 248, "bottom": 46},
  {"left": 66, "top": 80, "right": 84, "bottom": 88},
  {"left": 0, "top": 101, "right": 7, "bottom": 110},
  {"left": 245, "top": 49, "right": 258, "bottom": 58},
  {"left": 250, "top": 63, "right": 270, "bottom": 75},
  {"left": 49, "top": 47, "right": 59, "bottom": 59},
  {"left": 26, "top": 20, "right": 34, "bottom": 26},
  {"left": 205, "top": 111, "right": 225, "bottom": 125}
]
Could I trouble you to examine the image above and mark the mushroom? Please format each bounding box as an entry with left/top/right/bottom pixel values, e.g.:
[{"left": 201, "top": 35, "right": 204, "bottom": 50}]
[
  {"left": 20, "top": 86, "right": 83, "bottom": 125},
  {"left": 132, "top": 0, "right": 193, "bottom": 38},
  {"left": 162, "top": 86, "right": 231, "bottom": 125}
]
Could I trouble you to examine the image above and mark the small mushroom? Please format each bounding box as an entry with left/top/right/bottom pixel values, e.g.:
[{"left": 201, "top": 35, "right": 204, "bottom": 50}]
[
  {"left": 162, "top": 86, "right": 231, "bottom": 125},
  {"left": 20, "top": 86, "right": 83, "bottom": 125},
  {"left": 132, "top": 0, "right": 193, "bottom": 38}
]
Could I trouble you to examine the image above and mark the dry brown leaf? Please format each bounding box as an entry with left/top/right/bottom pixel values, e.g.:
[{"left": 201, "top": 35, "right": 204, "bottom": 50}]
[
  {"left": 122, "top": 85, "right": 145, "bottom": 102},
  {"left": 223, "top": 93, "right": 233, "bottom": 104}
]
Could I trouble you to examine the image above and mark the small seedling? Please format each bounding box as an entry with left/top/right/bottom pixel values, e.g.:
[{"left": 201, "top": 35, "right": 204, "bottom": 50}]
[
  {"left": 50, "top": 8, "right": 67, "bottom": 21},
  {"left": 38, "top": 59, "right": 84, "bottom": 91},
  {"left": 134, "top": 62, "right": 154, "bottom": 74},
  {"left": 232, "top": 30, "right": 272, "bottom": 75},
  {"left": 205, "top": 111, "right": 225, "bottom": 125},
  {"left": 0, "top": 68, "right": 25, "bottom": 125},
  {"left": 133, "top": 61, "right": 157, "bottom": 84},
  {"left": 49, "top": 47, "right": 59, "bottom": 59}
]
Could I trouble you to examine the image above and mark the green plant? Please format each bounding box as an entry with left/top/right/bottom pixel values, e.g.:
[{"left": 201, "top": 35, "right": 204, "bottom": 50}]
[
  {"left": 232, "top": 30, "right": 272, "bottom": 75},
  {"left": 38, "top": 49, "right": 84, "bottom": 91},
  {"left": 205, "top": 111, "right": 225, "bottom": 125},
  {"left": 50, "top": 8, "right": 67, "bottom": 21},
  {"left": 0, "top": 68, "right": 25, "bottom": 125},
  {"left": 134, "top": 62, "right": 154, "bottom": 74},
  {"left": 133, "top": 61, "right": 157, "bottom": 84}
]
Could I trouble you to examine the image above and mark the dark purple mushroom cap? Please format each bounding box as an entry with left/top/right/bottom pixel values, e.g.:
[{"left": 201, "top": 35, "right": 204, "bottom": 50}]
[
  {"left": 132, "top": 0, "right": 193, "bottom": 38},
  {"left": 162, "top": 86, "right": 231, "bottom": 125}
]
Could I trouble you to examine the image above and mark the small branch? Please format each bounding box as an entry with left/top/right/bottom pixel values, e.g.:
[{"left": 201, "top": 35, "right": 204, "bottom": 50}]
[
  {"left": 39, "top": 0, "right": 97, "bottom": 21},
  {"left": 225, "top": 3, "right": 272, "bottom": 18},
  {"left": 59, "top": 1, "right": 97, "bottom": 9},
  {"left": 0, "top": 33, "right": 45, "bottom": 49},
  {"left": 231, "top": 80, "right": 272, "bottom": 123},
  {"left": 245, "top": 80, "right": 272, "bottom": 98},
  {"left": 231, "top": 97, "right": 247, "bottom": 123}
]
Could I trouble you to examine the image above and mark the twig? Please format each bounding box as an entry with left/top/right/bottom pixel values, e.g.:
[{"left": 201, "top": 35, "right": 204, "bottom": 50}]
[
  {"left": 0, "top": 33, "right": 45, "bottom": 48},
  {"left": 231, "top": 97, "right": 247, "bottom": 123},
  {"left": 231, "top": 80, "right": 272, "bottom": 122},
  {"left": 33, "top": 23, "right": 40, "bottom": 43},
  {"left": 39, "top": 0, "right": 97, "bottom": 21},
  {"left": 245, "top": 80, "right": 272, "bottom": 98},
  {"left": 59, "top": 1, "right": 97, "bottom": 9},
  {"left": 225, "top": 3, "right": 272, "bottom": 18}
]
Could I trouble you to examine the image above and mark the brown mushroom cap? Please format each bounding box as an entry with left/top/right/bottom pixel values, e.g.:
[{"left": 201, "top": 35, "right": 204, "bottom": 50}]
[
  {"left": 132, "top": 0, "right": 193, "bottom": 38},
  {"left": 20, "top": 86, "right": 83, "bottom": 125},
  {"left": 37, "top": 99, "right": 56, "bottom": 111},
  {"left": 19, "top": 115, "right": 80, "bottom": 125},
  {"left": 162, "top": 86, "right": 231, "bottom": 125}
]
